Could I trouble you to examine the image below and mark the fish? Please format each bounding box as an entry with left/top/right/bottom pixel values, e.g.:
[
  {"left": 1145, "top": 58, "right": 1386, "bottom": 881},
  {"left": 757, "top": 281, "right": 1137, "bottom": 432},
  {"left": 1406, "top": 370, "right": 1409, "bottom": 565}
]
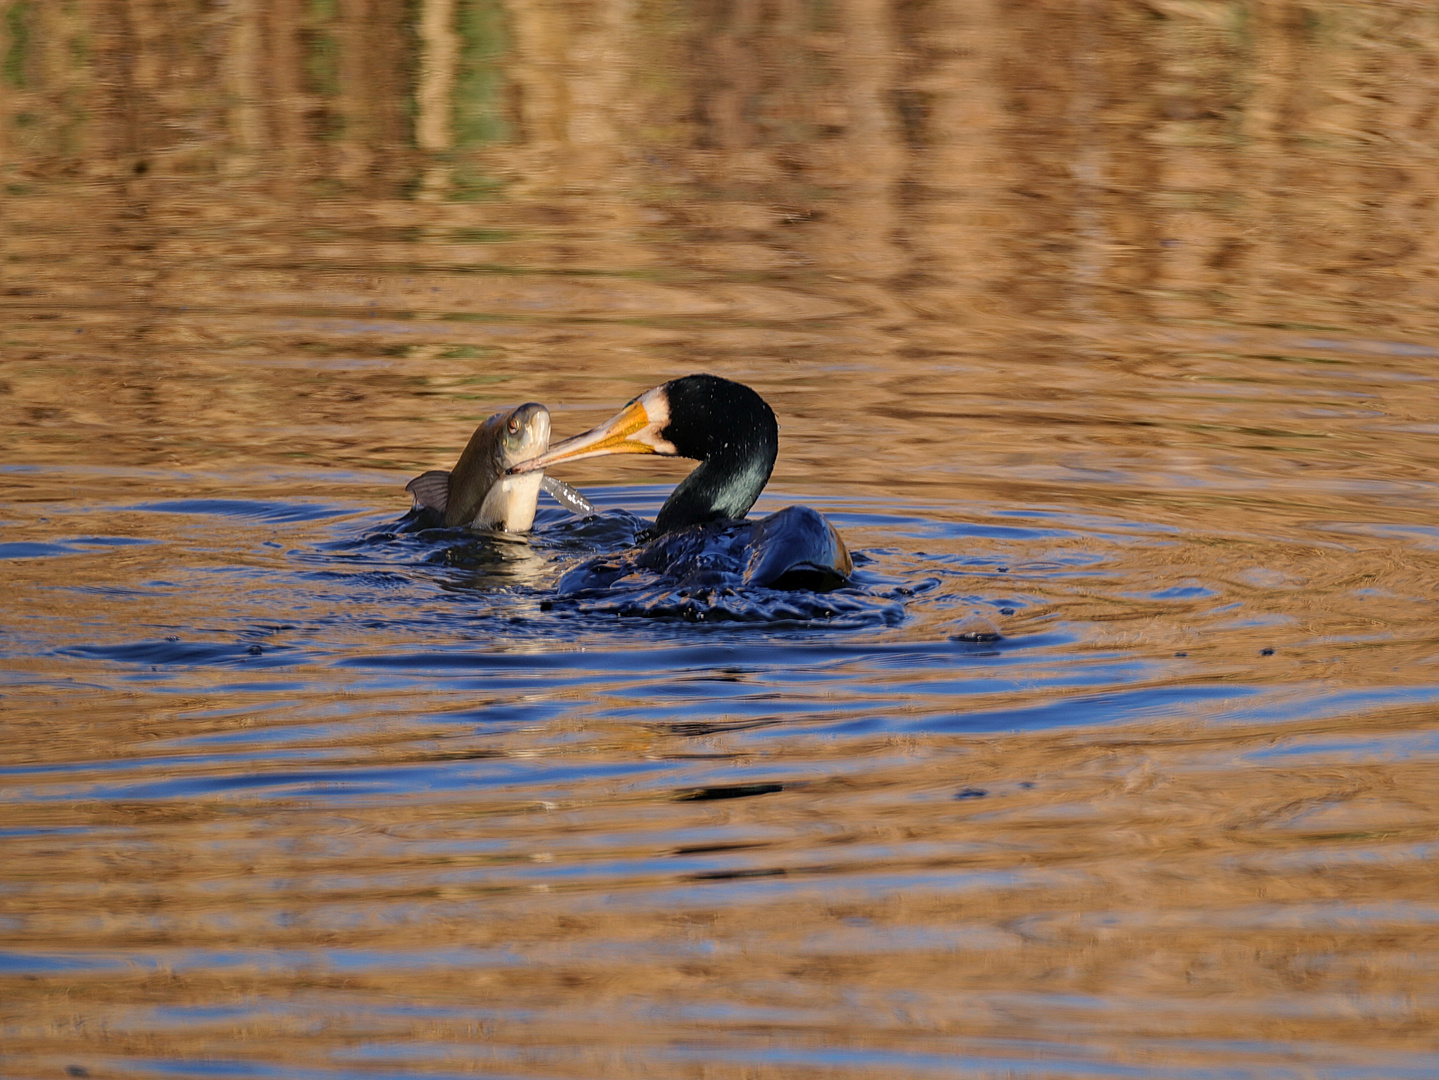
[{"left": 406, "top": 402, "right": 594, "bottom": 532}]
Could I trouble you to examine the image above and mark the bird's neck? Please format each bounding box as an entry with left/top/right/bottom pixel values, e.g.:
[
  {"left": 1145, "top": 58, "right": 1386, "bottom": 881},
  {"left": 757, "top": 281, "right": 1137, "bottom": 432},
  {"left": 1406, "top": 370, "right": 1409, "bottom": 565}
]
[{"left": 655, "top": 439, "right": 775, "bottom": 534}]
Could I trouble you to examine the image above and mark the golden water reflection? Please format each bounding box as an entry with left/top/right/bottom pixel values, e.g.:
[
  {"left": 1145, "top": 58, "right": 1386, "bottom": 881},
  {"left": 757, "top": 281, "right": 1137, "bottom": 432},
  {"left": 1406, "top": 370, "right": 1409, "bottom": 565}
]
[{"left": 3, "top": 1, "right": 1439, "bottom": 1077}]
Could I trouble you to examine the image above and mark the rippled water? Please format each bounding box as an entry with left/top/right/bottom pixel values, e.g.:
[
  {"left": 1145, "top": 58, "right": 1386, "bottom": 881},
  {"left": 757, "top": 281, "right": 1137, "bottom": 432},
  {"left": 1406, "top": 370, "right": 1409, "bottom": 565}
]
[{"left": 5, "top": 1, "right": 1439, "bottom": 1077}]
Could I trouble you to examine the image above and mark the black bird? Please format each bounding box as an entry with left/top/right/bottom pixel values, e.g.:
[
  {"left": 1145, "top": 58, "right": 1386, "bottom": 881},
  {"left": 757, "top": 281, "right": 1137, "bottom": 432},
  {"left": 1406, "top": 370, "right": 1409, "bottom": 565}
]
[{"left": 509, "top": 374, "right": 852, "bottom": 592}]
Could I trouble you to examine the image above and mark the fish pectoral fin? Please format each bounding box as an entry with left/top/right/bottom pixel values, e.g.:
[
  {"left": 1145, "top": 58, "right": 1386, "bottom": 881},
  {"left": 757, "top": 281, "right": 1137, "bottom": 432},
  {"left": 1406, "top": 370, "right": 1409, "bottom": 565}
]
[
  {"left": 541, "top": 475, "right": 597, "bottom": 517},
  {"left": 406, "top": 470, "right": 451, "bottom": 514}
]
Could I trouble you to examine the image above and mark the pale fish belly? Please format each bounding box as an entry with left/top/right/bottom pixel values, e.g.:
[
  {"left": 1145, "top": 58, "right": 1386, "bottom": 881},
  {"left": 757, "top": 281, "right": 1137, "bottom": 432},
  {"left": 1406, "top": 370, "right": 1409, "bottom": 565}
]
[{"left": 474, "top": 471, "right": 546, "bottom": 532}]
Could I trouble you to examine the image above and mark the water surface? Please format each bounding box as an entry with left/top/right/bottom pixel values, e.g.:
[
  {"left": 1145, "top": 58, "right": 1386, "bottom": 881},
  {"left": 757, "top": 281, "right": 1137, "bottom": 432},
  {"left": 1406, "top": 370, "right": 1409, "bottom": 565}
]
[{"left": 4, "top": 2, "right": 1439, "bottom": 1077}]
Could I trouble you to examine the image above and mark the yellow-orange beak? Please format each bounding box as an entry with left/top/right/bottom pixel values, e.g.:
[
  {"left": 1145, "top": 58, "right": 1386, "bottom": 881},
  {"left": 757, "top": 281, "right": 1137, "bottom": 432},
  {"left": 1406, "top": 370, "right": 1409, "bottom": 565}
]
[{"left": 508, "top": 389, "right": 675, "bottom": 474}]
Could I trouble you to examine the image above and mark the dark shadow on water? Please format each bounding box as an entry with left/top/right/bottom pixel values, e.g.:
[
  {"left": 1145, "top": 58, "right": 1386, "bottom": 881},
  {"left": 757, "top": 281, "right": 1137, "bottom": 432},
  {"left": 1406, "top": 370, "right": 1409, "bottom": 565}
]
[{"left": 130, "top": 498, "right": 357, "bottom": 523}]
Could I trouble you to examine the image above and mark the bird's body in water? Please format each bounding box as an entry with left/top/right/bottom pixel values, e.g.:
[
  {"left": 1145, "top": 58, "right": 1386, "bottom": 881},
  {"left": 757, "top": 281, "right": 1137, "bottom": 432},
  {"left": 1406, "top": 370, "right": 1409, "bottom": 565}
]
[
  {"left": 407, "top": 403, "right": 595, "bottom": 532},
  {"left": 510, "top": 374, "right": 852, "bottom": 593}
]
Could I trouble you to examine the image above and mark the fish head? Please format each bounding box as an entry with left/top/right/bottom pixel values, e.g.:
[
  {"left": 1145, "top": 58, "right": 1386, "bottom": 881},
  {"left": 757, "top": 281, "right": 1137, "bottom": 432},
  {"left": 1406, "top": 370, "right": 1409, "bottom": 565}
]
[
  {"left": 497, "top": 402, "right": 552, "bottom": 470},
  {"left": 432, "top": 402, "right": 553, "bottom": 532},
  {"left": 473, "top": 402, "right": 551, "bottom": 532}
]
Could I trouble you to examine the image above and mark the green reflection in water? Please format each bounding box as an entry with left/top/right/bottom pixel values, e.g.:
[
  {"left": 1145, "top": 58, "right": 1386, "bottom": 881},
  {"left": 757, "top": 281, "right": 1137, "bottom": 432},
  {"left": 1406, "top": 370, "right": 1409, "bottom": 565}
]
[
  {"left": 4, "top": 0, "right": 29, "bottom": 89},
  {"left": 305, "top": 0, "right": 342, "bottom": 108},
  {"left": 455, "top": 0, "right": 509, "bottom": 148}
]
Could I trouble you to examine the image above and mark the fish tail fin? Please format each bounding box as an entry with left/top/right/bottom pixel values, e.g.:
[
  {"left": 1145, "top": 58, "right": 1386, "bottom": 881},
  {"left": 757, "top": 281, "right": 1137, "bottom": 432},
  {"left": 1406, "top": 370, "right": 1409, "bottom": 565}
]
[
  {"left": 542, "top": 475, "right": 596, "bottom": 518},
  {"left": 406, "top": 470, "right": 451, "bottom": 514}
]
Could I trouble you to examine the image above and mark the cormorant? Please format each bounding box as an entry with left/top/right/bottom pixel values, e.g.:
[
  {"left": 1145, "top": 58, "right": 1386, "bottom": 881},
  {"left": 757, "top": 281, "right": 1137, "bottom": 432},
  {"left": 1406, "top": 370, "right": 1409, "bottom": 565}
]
[{"left": 509, "top": 374, "right": 851, "bottom": 592}]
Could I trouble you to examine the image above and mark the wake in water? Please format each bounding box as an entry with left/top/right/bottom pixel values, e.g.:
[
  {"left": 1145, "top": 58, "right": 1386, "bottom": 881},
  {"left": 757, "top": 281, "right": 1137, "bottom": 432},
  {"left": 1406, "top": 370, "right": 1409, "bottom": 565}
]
[{"left": 388, "top": 500, "right": 910, "bottom": 628}]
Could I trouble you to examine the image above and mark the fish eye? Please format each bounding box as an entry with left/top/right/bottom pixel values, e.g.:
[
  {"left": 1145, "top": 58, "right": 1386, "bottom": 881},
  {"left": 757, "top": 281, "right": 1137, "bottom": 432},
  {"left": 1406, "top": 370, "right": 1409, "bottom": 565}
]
[{"left": 507, "top": 419, "right": 519, "bottom": 435}]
